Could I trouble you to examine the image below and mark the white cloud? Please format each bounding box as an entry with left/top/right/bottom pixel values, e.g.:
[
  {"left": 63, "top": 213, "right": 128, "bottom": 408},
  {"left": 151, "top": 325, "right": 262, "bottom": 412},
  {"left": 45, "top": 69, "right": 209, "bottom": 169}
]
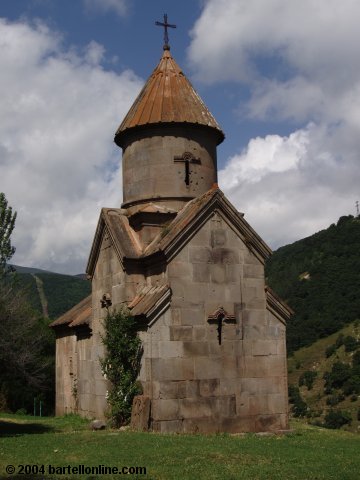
[
  {"left": 219, "top": 123, "right": 360, "bottom": 248},
  {"left": 190, "top": 0, "right": 360, "bottom": 248},
  {"left": 220, "top": 129, "right": 309, "bottom": 188},
  {"left": 189, "top": 0, "right": 360, "bottom": 85},
  {"left": 83, "top": 0, "right": 128, "bottom": 17},
  {"left": 0, "top": 18, "right": 143, "bottom": 274},
  {"left": 84, "top": 40, "right": 106, "bottom": 65},
  {"left": 189, "top": 0, "right": 360, "bottom": 125}
]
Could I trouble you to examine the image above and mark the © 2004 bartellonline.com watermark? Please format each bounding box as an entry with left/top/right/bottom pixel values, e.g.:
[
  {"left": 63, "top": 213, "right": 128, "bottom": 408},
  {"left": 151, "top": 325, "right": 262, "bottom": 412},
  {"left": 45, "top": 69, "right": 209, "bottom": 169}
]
[{"left": 5, "top": 464, "right": 147, "bottom": 476}]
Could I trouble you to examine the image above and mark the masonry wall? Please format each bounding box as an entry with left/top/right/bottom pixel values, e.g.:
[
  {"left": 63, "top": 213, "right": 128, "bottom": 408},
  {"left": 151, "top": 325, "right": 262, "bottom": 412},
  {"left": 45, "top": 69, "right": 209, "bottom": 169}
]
[
  {"left": 55, "top": 329, "right": 108, "bottom": 419},
  {"left": 57, "top": 226, "right": 146, "bottom": 421},
  {"left": 139, "top": 211, "right": 288, "bottom": 433},
  {"left": 122, "top": 125, "right": 218, "bottom": 211},
  {"left": 87, "top": 227, "right": 145, "bottom": 419},
  {"left": 55, "top": 330, "right": 77, "bottom": 416},
  {"left": 56, "top": 210, "right": 287, "bottom": 429}
]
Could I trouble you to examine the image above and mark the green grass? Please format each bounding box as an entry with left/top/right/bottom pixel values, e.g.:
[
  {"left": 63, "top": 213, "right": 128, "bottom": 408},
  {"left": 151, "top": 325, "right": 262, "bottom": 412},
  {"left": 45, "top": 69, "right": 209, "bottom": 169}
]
[{"left": 0, "top": 415, "right": 359, "bottom": 479}]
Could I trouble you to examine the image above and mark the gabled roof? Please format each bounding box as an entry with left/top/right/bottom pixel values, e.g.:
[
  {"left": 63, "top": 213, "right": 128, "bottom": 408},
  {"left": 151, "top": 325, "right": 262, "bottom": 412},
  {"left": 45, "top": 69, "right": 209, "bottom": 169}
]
[
  {"left": 143, "top": 187, "right": 272, "bottom": 264},
  {"left": 49, "top": 295, "right": 91, "bottom": 328},
  {"left": 114, "top": 48, "right": 224, "bottom": 146},
  {"left": 87, "top": 208, "right": 142, "bottom": 276},
  {"left": 87, "top": 187, "right": 273, "bottom": 278}
]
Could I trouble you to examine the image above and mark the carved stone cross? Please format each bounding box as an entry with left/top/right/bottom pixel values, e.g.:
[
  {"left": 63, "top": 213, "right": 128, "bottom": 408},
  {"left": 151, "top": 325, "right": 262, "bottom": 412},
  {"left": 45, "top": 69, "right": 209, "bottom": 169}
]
[
  {"left": 208, "top": 307, "right": 236, "bottom": 345},
  {"left": 174, "top": 151, "right": 201, "bottom": 186}
]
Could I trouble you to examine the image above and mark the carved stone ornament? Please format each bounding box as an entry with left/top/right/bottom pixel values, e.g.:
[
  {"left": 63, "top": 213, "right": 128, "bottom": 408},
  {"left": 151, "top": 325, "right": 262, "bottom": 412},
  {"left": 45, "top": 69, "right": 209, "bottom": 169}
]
[{"left": 207, "top": 307, "right": 236, "bottom": 345}]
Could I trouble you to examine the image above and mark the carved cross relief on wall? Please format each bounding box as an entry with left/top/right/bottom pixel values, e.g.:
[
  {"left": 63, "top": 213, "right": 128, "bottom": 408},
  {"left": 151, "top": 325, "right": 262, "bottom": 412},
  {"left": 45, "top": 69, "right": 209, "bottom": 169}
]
[
  {"left": 207, "top": 307, "right": 236, "bottom": 345},
  {"left": 174, "top": 152, "right": 201, "bottom": 186}
]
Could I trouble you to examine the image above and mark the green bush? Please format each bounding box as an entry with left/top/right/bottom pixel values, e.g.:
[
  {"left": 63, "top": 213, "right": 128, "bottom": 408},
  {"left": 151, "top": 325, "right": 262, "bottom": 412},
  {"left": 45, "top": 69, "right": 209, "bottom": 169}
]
[
  {"left": 342, "top": 376, "right": 360, "bottom": 396},
  {"left": 326, "top": 394, "right": 344, "bottom": 406},
  {"left": 335, "top": 334, "right": 345, "bottom": 349},
  {"left": 352, "top": 350, "right": 360, "bottom": 367},
  {"left": 325, "top": 344, "right": 337, "bottom": 358},
  {"left": 292, "top": 398, "right": 308, "bottom": 417},
  {"left": 100, "top": 308, "right": 143, "bottom": 427},
  {"left": 323, "top": 410, "right": 352, "bottom": 429},
  {"left": 324, "top": 362, "right": 351, "bottom": 390},
  {"left": 288, "top": 384, "right": 299, "bottom": 401},
  {"left": 343, "top": 335, "right": 359, "bottom": 352},
  {"left": 299, "top": 370, "right": 317, "bottom": 390},
  {"left": 288, "top": 385, "right": 308, "bottom": 417}
]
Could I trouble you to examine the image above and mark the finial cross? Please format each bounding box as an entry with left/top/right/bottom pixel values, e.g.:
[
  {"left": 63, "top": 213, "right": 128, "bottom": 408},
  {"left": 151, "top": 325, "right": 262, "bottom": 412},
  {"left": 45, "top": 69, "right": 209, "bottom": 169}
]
[{"left": 155, "top": 13, "right": 176, "bottom": 49}]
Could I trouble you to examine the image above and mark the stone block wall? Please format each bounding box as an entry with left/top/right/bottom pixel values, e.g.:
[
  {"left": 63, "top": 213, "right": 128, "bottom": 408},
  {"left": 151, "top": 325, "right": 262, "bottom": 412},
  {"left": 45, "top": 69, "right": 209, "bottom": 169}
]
[
  {"left": 139, "top": 212, "right": 288, "bottom": 433},
  {"left": 78, "top": 227, "right": 135, "bottom": 419},
  {"left": 55, "top": 329, "right": 108, "bottom": 419},
  {"left": 55, "top": 331, "right": 77, "bottom": 415},
  {"left": 59, "top": 210, "right": 287, "bottom": 430},
  {"left": 122, "top": 125, "right": 218, "bottom": 211}
]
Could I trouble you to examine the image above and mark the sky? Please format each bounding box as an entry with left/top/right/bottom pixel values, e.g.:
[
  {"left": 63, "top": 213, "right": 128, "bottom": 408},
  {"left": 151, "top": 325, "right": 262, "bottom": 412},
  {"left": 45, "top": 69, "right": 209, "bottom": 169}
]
[{"left": 0, "top": 0, "right": 359, "bottom": 274}]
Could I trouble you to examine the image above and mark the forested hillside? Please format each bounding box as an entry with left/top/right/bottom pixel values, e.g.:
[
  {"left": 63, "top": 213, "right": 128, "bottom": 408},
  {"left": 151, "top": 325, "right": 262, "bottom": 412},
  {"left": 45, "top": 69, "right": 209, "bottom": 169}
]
[
  {"left": 15, "top": 269, "right": 91, "bottom": 319},
  {"left": 1, "top": 268, "right": 90, "bottom": 414},
  {"left": 266, "top": 215, "right": 360, "bottom": 353},
  {"left": 288, "top": 321, "right": 360, "bottom": 431}
]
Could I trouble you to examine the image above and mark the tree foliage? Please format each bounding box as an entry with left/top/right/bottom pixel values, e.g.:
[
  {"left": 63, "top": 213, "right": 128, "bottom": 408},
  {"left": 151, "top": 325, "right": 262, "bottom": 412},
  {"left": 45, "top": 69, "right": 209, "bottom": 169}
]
[
  {"left": 0, "top": 194, "right": 54, "bottom": 413},
  {"left": 299, "top": 370, "right": 318, "bottom": 390},
  {"left": 38, "top": 272, "right": 91, "bottom": 318},
  {"left": 323, "top": 410, "right": 352, "bottom": 429},
  {"left": 266, "top": 215, "right": 360, "bottom": 352},
  {"left": 100, "top": 308, "right": 142, "bottom": 427},
  {"left": 288, "top": 385, "right": 308, "bottom": 417},
  {"left": 0, "top": 192, "right": 17, "bottom": 274},
  {"left": 0, "top": 274, "right": 55, "bottom": 413}
]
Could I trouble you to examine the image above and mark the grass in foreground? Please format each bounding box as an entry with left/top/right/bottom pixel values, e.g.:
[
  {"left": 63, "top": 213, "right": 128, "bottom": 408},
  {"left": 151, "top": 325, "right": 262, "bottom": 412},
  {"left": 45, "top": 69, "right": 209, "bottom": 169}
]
[{"left": 0, "top": 414, "right": 359, "bottom": 479}]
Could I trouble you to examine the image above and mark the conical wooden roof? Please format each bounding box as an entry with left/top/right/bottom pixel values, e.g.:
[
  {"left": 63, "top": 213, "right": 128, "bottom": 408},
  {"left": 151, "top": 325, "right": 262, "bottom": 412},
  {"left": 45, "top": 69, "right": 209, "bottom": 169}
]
[{"left": 115, "top": 48, "right": 224, "bottom": 146}]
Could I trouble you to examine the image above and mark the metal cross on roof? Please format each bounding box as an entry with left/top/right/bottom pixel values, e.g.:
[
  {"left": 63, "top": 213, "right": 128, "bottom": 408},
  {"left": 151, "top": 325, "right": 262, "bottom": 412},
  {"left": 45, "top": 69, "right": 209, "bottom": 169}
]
[{"left": 155, "top": 13, "right": 176, "bottom": 50}]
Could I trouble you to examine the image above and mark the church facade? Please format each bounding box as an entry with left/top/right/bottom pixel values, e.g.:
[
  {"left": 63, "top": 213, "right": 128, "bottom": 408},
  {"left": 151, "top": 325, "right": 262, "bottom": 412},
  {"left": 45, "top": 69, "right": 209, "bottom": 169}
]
[{"left": 51, "top": 43, "right": 291, "bottom": 433}]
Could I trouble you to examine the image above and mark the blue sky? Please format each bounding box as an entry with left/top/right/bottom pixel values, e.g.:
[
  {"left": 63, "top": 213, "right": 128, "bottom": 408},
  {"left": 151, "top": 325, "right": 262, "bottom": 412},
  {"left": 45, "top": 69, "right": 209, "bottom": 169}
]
[{"left": 1, "top": 0, "right": 359, "bottom": 274}]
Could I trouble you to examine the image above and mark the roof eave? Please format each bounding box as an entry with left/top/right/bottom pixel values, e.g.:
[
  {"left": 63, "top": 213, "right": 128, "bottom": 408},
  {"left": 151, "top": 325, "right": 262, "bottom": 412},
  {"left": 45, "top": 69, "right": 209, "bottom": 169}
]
[{"left": 114, "top": 121, "right": 225, "bottom": 149}]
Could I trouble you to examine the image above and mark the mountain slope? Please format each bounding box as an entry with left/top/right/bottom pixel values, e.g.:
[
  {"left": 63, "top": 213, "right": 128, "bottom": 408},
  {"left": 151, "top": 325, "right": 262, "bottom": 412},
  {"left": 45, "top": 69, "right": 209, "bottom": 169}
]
[
  {"left": 10, "top": 264, "right": 54, "bottom": 275},
  {"left": 14, "top": 268, "right": 91, "bottom": 319},
  {"left": 266, "top": 215, "right": 360, "bottom": 353},
  {"left": 288, "top": 321, "right": 360, "bottom": 431}
]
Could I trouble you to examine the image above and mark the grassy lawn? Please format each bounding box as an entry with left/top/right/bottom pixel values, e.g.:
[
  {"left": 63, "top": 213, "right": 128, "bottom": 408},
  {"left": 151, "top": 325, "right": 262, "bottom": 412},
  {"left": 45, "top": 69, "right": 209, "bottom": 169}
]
[{"left": 0, "top": 414, "right": 359, "bottom": 479}]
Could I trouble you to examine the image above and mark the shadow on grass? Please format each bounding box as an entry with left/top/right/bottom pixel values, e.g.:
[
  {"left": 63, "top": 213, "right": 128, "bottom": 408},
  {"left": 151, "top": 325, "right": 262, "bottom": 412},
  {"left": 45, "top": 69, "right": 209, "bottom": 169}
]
[{"left": 0, "top": 420, "right": 53, "bottom": 437}]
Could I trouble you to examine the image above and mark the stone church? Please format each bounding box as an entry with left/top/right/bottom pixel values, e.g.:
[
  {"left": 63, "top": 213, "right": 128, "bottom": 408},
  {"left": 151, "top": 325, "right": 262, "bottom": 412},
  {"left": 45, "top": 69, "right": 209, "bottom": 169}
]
[{"left": 50, "top": 37, "right": 292, "bottom": 433}]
